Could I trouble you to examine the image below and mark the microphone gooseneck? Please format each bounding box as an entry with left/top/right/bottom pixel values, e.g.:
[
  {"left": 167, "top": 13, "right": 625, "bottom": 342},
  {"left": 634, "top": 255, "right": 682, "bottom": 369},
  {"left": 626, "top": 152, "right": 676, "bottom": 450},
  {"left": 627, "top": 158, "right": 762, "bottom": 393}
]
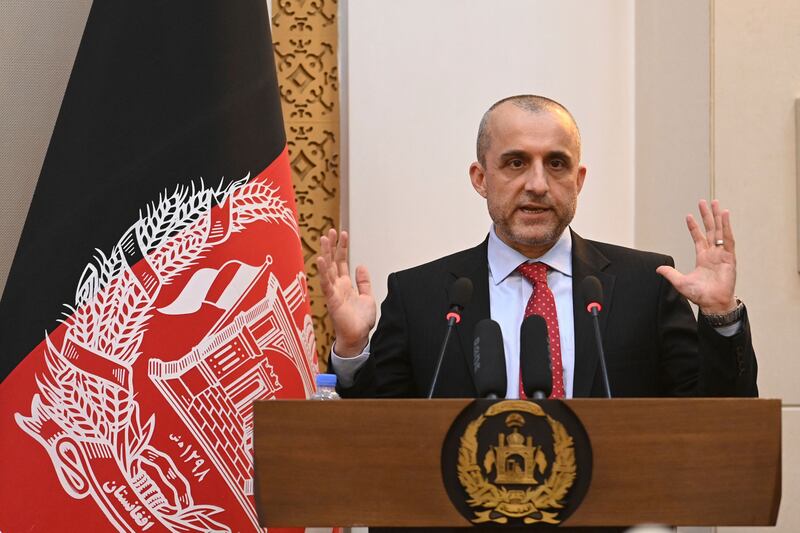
[
  {"left": 580, "top": 275, "right": 612, "bottom": 398},
  {"left": 428, "top": 277, "right": 473, "bottom": 398}
]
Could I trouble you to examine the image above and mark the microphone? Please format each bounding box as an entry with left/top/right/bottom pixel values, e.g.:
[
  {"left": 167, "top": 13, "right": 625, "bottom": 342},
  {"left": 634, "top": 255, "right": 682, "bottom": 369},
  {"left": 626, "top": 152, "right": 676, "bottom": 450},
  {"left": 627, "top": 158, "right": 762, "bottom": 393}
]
[
  {"left": 445, "top": 277, "right": 473, "bottom": 325},
  {"left": 427, "top": 277, "right": 473, "bottom": 398},
  {"left": 472, "top": 319, "right": 507, "bottom": 399},
  {"left": 519, "top": 315, "right": 552, "bottom": 399},
  {"left": 580, "top": 275, "right": 612, "bottom": 398}
]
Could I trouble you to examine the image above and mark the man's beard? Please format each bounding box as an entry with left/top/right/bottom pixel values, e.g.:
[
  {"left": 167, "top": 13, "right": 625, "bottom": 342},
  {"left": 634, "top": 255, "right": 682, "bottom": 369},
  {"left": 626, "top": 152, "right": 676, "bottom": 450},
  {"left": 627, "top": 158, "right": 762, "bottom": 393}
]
[{"left": 492, "top": 196, "right": 576, "bottom": 253}]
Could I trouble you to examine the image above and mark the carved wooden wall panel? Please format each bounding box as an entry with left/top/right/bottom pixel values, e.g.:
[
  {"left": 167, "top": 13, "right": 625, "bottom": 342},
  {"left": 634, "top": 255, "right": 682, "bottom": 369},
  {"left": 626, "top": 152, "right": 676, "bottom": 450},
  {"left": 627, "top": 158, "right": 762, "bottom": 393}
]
[{"left": 271, "top": 0, "right": 339, "bottom": 369}]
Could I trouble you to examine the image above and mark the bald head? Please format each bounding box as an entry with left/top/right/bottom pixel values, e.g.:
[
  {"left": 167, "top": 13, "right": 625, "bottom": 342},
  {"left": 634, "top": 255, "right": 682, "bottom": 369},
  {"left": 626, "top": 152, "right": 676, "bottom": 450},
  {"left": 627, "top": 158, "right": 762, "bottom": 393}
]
[{"left": 476, "top": 95, "right": 581, "bottom": 166}]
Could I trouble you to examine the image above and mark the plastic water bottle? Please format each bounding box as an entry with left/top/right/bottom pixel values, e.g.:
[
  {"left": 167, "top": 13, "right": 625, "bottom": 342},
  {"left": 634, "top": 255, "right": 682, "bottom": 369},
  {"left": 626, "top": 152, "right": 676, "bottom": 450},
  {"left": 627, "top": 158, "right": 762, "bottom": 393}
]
[{"left": 309, "top": 373, "right": 340, "bottom": 400}]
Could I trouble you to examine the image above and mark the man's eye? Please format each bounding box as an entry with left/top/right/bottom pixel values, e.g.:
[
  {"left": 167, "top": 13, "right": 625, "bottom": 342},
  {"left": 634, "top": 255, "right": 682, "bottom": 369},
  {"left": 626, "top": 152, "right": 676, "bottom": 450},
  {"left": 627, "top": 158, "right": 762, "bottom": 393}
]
[
  {"left": 508, "top": 159, "right": 524, "bottom": 169},
  {"left": 549, "top": 159, "right": 566, "bottom": 169}
]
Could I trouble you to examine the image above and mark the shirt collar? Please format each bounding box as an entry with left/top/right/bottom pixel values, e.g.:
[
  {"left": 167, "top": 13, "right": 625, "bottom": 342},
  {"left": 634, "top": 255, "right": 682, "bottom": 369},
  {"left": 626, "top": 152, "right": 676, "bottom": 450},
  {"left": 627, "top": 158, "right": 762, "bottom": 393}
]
[{"left": 487, "top": 225, "right": 573, "bottom": 285}]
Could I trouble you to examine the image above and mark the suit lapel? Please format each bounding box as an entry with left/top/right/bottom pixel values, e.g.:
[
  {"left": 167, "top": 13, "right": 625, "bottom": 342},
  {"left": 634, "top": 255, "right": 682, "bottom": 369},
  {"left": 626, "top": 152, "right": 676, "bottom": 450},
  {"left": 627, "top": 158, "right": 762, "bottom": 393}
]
[
  {"left": 445, "top": 238, "right": 491, "bottom": 391},
  {"left": 570, "top": 230, "right": 615, "bottom": 397}
]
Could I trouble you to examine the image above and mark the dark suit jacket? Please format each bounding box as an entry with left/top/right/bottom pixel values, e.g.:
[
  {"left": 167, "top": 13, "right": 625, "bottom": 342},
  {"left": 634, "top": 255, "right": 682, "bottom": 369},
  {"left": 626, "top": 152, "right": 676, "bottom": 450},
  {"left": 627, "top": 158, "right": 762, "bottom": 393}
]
[{"left": 338, "top": 231, "right": 758, "bottom": 398}]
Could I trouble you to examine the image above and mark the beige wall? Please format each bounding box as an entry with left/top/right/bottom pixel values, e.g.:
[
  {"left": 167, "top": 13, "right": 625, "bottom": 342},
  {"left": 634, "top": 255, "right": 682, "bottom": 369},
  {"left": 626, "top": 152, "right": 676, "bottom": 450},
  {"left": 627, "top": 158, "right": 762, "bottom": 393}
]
[
  {"left": 634, "top": 0, "right": 711, "bottom": 275},
  {"left": 713, "top": 0, "right": 800, "bottom": 405},
  {"left": 713, "top": 1, "right": 800, "bottom": 532}
]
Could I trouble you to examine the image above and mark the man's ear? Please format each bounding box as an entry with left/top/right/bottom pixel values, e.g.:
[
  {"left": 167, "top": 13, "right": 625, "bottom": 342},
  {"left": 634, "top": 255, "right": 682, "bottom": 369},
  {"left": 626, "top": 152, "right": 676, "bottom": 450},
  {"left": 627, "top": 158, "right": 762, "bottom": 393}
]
[
  {"left": 576, "top": 165, "right": 587, "bottom": 194},
  {"left": 469, "top": 162, "right": 488, "bottom": 198}
]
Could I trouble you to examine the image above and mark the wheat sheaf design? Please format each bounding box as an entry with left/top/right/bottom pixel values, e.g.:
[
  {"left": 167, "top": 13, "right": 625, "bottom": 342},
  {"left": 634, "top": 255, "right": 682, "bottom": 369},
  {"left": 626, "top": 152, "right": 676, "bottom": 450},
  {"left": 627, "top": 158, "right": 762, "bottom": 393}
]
[
  {"left": 67, "top": 176, "right": 297, "bottom": 365},
  {"left": 17, "top": 175, "right": 296, "bottom": 532}
]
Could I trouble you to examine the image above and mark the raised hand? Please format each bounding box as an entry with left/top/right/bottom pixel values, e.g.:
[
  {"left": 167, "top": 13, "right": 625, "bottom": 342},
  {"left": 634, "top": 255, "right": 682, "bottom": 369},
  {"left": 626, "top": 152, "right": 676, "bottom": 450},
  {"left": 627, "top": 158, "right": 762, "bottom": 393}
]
[
  {"left": 316, "top": 229, "right": 377, "bottom": 357},
  {"left": 656, "top": 199, "right": 738, "bottom": 315}
]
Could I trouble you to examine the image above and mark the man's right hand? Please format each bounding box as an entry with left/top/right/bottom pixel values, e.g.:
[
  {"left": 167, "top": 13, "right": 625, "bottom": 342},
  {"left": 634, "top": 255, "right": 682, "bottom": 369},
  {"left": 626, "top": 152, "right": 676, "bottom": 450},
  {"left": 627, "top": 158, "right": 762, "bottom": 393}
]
[{"left": 316, "top": 229, "right": 377, "bottom": 357}]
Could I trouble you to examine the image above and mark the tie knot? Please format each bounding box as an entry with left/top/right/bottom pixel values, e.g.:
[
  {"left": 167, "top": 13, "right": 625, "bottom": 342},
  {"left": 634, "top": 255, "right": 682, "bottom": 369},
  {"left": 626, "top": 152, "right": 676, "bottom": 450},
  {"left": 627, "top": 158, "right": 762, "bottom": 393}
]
[{"left": 518, "top": 262, "right": 549, "bottom": 283}]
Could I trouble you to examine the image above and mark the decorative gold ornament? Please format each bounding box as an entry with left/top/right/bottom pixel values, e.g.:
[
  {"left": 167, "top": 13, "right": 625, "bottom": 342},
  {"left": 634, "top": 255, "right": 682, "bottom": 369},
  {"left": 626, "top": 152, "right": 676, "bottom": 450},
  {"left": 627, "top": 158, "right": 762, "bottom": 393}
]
[
  {"left": 457, "top": 400, "right": 577, "bottom": 525},
  {"left": 271, "top": 0, "right": 340, "bottom": 367}
]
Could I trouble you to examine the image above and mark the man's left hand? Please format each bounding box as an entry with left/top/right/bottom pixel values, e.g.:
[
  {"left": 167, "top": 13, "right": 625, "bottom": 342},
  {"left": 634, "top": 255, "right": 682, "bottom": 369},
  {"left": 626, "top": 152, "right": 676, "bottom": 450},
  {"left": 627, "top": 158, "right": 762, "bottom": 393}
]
[{"left": 656, "top": 199, "right": 738, "bottom": 315}]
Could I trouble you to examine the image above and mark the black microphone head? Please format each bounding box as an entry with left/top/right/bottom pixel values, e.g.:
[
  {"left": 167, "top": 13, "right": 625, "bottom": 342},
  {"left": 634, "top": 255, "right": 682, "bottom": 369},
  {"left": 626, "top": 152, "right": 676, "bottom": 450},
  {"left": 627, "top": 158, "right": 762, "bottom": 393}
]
[
  {"left": 449, "top": 277, "right": 473, "bottom": 309},
  {"left": 520, "top": 315, "right": 552, "bottom": 398},
  {"left": 473, "top": 319, "right": 507, "bottom": 399},
  {"left": 580, "top": 275, "right": 603, "bottom": 313}
]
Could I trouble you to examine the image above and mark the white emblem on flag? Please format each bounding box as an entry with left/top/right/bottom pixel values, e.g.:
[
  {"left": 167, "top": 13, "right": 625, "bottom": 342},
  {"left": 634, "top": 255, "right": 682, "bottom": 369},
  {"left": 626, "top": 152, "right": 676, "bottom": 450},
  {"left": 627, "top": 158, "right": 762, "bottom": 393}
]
[{"left": 15, "top": 176, "right": 316, "bottom": 532}]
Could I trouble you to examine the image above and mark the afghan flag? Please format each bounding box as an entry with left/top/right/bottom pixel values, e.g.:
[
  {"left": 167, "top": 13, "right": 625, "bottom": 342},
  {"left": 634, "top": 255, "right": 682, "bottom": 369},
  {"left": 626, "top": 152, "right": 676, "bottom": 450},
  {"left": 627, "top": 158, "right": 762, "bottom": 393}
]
[{"left": 0, "top": 2, "right": 321, "bottom": 531}]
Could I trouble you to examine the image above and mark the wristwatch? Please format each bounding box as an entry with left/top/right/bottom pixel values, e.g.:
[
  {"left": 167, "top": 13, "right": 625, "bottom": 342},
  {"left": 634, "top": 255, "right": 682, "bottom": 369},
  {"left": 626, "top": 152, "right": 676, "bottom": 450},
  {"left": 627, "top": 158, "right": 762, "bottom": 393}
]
[{"left": 701, "top": 298, "right": 744, "bottom": 327}]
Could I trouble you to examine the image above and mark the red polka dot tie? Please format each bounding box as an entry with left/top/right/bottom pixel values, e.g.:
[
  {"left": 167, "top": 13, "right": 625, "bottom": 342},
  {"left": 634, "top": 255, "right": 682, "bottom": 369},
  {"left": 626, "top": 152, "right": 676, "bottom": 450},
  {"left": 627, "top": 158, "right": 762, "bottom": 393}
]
[{"left": 517, "top": 262, "right": 565, "bottom": 399}]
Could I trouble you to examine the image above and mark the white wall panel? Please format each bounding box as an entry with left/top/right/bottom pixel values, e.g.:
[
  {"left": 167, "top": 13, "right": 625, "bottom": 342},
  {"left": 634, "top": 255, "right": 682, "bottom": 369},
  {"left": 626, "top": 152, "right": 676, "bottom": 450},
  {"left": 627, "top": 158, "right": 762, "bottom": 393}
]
[
  {"left": 713, "top": 0, "right": 800, "bottom": 405},
  {"left": 634, "top": 0, "right": 711, "bottom": 275}
]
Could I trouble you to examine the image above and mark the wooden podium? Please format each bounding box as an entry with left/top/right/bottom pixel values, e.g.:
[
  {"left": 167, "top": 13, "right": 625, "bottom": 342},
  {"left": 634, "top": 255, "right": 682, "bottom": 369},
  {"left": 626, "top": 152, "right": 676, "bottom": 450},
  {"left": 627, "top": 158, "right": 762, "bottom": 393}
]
[{"left": 252, "top": 399, "right": 781, "bottom": 529}]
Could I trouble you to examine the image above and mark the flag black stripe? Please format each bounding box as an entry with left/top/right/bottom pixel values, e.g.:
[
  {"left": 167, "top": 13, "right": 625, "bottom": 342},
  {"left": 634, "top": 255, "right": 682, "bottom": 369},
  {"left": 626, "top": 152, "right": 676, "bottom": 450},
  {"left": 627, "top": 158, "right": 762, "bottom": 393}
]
[{"left": 0, "top": 1, "right": 287, "bottom": 381}]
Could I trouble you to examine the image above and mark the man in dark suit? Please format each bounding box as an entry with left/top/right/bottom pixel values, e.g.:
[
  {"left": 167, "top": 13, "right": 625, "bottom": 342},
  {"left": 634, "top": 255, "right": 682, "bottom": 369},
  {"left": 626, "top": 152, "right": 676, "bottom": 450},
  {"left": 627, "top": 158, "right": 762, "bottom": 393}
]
[{"left": 316, "top": 95, "right": 757, "bottom": 398}]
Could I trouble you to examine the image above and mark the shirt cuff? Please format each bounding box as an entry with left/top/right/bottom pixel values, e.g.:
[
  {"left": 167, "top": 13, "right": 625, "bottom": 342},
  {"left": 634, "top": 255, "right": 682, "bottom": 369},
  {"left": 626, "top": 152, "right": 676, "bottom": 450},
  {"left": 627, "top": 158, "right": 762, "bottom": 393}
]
[
  {"left": 713, "top": 320, "right": 742, "bottom": 338},
  {"left": 329, "top": 342, "right": 370, "bottom": 388}
]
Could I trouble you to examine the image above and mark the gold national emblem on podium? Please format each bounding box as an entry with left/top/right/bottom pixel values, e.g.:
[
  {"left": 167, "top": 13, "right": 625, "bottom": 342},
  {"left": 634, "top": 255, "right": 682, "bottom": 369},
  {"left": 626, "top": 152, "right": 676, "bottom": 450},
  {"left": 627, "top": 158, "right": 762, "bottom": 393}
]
[{"left": 441, "top": 400, "right": 592, "bottom": 526}]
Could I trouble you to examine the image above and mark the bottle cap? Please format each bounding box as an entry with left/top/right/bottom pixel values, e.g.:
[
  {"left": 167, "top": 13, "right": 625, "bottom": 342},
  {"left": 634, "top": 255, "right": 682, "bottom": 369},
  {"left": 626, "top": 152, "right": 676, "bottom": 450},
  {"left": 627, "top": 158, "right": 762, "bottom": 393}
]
[{"left": 316, "top": 373, "right": 337, "bottom": 388}]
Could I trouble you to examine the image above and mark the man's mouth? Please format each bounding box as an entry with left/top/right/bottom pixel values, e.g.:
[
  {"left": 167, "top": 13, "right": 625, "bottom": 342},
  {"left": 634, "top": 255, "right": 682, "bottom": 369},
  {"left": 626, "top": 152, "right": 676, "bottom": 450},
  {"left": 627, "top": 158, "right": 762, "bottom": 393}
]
[{"left": 519, "top": 205, "right": 549, "bottom": 214}]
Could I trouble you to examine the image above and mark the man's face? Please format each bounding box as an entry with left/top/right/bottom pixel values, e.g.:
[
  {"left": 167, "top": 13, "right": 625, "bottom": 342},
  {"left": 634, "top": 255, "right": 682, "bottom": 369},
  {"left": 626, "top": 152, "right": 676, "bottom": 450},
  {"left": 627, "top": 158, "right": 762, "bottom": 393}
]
[{"left": 470, "top": 104, "right": 586, "bottom": 258}]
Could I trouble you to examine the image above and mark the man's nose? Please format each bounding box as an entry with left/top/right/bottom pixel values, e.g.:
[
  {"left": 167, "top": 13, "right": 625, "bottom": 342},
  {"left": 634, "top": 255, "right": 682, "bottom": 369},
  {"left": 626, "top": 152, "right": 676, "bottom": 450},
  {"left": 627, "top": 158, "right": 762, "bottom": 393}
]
[{"left": 523, "top": 161, "right": 549, "bottom": 195}]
